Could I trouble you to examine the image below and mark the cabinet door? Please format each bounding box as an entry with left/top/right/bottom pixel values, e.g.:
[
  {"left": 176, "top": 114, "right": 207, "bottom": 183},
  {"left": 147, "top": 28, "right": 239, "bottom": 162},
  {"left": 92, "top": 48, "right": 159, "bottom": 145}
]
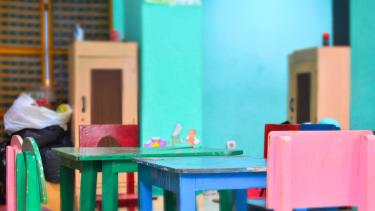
[{"left": 289, "top": 62, "right": 317, "bottom": 123}]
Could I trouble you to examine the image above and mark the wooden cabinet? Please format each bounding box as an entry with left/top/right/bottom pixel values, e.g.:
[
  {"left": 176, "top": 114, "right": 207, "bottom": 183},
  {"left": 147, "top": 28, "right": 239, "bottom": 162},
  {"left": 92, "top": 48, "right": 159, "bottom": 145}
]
[
  {"left": 69, "top": 41, "right": 138, "bottom": 146},
  {"left": 288, "top": 47, "right": 350, "bottom": 129},
  {"left": 69, "top": 42, "right": 138, "bottom": 206}
]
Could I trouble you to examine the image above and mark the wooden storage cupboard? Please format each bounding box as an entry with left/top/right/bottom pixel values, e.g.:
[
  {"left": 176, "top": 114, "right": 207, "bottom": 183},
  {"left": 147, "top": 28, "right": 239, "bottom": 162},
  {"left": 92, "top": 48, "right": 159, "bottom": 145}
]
[
  {"left": 69, "top": 41, "right": 138, "bottom": 145},
  {"left": 288, "top": 47, "right": 350, "bottom": 129},
  {"left": 68, "top": 41, "right": 139, "bottom": 206}
]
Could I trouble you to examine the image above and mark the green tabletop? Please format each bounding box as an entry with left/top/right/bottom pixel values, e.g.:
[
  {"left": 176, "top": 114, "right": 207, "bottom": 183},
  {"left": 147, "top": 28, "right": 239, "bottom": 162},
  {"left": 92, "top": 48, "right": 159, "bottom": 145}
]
[
  {"left": 52, "top": 147, "right": 243, "bottom": 161},
  {"left": 135, "top": 156, "right": 266, "bottom": 173}
]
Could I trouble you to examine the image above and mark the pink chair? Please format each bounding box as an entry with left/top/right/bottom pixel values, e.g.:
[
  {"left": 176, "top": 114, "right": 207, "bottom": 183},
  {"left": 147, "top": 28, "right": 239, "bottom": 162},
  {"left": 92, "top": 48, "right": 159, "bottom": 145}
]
[
  {"left": 267, "top": 130, "right": 375, "bottom": 211},
  {"left": 6, "top": 135, "right": 23, "bottom": 211}
]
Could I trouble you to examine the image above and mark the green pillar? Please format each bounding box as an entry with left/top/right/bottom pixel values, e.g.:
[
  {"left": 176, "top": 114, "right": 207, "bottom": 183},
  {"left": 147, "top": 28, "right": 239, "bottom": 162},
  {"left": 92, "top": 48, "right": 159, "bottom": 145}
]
[{"left": 351, "top": 0, "right": 375, "bottom": 130}]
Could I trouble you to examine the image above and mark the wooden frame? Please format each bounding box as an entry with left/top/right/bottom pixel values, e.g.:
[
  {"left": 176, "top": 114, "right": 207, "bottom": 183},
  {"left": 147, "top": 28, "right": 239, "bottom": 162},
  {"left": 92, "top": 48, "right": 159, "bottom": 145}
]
[{"left": 0, "top": 0, "right": 112, "bottom": 92}]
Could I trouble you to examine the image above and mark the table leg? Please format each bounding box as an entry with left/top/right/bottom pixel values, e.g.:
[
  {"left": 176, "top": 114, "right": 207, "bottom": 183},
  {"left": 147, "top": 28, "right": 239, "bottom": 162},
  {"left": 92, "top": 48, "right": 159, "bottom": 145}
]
[
  {"left": 139, "top": 177, "right": 153, "bottom": 211},
  {"left": 102, "top": 161, "right": 118, "bottom": 211},
  {"left": 219, "top": 190, "right": 233, "bottom": 211},
  {"left": 60, "top": 165, "right": 74, "bottom": 211},
  {"left": 164, "top": 190, "right": 176, "bottom": 211},
  {"left": 80, "top": 162, "right": 98, "bottom": 211},
  {"left": 234, "top": 189, "right": 247, "bottom": 211},
  {"left": 177, "top": 177, "right": 196, "bottom": 211}
]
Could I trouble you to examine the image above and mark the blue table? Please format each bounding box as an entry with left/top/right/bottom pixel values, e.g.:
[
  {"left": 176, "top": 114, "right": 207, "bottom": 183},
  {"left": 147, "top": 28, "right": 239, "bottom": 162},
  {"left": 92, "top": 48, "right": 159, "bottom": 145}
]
[{"left": 136, "top": 156, "right": 266, "bottom": 211}]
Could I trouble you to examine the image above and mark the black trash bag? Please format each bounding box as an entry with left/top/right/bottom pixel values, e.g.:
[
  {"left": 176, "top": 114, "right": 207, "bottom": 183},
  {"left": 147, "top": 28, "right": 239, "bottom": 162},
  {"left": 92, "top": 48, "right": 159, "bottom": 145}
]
[
  {"left": 13, "top": 125, "right": 65, "bottom": 148},
  {"left": 11, "top": 125, "right": 72, "bottom": 184},
  {"left": 58, "top": 129, "right": 73, "bottom": 147},
  {"left": 0, "top": 140, "right": 10, "bottom": 204},
  {"left": 40, "top": 145, "right": 62, "bottom": 183}
]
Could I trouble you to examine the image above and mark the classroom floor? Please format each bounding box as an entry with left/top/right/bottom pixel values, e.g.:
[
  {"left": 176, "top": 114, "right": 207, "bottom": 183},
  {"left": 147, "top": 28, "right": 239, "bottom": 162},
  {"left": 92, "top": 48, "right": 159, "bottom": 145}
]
[{"left": 117, "top": 191, "right": 219, "bottom": 211}]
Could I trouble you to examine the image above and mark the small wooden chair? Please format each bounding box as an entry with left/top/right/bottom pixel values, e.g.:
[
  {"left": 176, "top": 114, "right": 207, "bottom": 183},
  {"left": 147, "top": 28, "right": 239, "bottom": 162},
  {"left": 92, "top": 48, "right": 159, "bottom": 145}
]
[
  {"left": 267, "top": 130, "right": 375, "bottom": 211},
  {"left": 11, "top": 137, "right": 48, "bottom": 211},
  {"left": 79, "top": 124, "right": 139, "bottom": 210},
  {"left": 248, "top": 124, "right": 340, "bottom": 210},
  {"left": 6, "top": 135, "right": 23, "bottom": 211}
]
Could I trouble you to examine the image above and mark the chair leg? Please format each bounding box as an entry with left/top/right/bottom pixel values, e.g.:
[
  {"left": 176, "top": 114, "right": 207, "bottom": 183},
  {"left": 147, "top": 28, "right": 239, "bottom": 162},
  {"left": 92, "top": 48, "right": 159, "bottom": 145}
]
[{"left": 127, "top": 172, "right": 135, "bottom": 193}]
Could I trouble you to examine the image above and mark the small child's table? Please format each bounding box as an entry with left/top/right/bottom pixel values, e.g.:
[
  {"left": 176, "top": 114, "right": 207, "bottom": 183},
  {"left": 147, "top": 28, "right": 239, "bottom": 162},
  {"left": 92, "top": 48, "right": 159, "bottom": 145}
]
[
  {"left": 52, "top": 147, "right": 243, "bottom": 211},
  {"left": 136, "top": 156, "right": 266, "bottom": 211}
]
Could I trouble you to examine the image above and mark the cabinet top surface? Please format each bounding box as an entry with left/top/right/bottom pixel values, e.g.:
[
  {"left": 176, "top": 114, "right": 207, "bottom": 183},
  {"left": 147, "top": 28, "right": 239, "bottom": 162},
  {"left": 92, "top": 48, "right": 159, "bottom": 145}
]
[
  {"left": 52, "top": 147, "right": 243, "bottom": 161},
  {"left": 135, "top": 156, "right": 267, "bottom": 174}
]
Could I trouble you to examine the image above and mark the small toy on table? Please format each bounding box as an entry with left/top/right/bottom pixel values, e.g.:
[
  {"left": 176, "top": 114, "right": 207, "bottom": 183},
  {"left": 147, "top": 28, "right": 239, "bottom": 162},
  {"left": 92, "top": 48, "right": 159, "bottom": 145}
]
[
  {"left": 144, "top": 137, "right": 167, "bottom": 148},
  {"left": 171, "top": 124, "right": 183, "bottom": 146},
  {"left": 186, "top": 129, "right": 200, "bottom": 148}
]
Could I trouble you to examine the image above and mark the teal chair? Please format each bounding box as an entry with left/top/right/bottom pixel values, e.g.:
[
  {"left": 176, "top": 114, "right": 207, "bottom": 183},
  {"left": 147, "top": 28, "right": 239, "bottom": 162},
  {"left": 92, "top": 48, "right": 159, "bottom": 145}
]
[{"left": 16, "top": 137, "right": 48, "bottom": 210}]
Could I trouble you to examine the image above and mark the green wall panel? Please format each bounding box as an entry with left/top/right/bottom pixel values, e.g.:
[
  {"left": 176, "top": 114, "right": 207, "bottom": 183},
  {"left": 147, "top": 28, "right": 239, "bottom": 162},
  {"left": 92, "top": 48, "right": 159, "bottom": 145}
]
[
  {"left": 124, "top": 1, "right": 203, "bottom": 145},
  {"left": 350, "top": 1, "right": 375, "bottom": 130}
]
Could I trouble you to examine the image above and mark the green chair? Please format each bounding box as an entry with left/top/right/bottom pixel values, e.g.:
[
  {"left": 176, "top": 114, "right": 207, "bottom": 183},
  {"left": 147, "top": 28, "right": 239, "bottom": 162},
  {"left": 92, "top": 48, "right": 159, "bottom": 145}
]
[{"left": 16, "top": 137, "right": 48, "bottom": 210}]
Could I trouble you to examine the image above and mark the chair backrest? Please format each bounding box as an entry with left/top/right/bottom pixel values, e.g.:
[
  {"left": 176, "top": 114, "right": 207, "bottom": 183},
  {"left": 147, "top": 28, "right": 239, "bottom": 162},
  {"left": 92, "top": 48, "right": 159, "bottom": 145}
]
[
  {"left": 6, "top": 135, "right": 23, "bottom": 211},
  {"left": 267, "top": 130, "right": 375, "bottom": 210},
  {"left": 264, "top": 124, "right": 339, "bottom": 158},
  {"left": 79, "top": 124, "right": 138, "bottom": 147},
  {"left": 263, "top": 124, "right": 300, "bottom": 158},
  {"left": 299, "top": 123, "right": 340, "bottom": 131},
  {"left": 22, "top": 137, "right": 48, "bottom": 207}
]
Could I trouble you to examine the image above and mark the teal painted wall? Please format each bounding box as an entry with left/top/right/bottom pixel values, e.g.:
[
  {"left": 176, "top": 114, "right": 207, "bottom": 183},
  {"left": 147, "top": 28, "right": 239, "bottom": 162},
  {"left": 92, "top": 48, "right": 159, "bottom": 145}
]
[
  {"left": 350, "top": 1, "right": 375, "bottom": 130},
  {"left": 203, "top": 0, "right": 332, "bottom": 157},
  {"left": 124, "top": 1, "right": 203, "bottom": 145}
]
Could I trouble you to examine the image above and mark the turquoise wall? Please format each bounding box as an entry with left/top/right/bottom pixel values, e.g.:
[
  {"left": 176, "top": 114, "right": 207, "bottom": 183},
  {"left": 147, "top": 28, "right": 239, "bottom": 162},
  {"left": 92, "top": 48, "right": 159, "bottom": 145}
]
[
  {"left": 350, "top": 1, "right": 375, "bottom": 130},
  {"left": 203, "top": 0, "right": 332, "bottom": 157},
  {"left": 124, "top": 1, "right": 203, "bottom": 145}
]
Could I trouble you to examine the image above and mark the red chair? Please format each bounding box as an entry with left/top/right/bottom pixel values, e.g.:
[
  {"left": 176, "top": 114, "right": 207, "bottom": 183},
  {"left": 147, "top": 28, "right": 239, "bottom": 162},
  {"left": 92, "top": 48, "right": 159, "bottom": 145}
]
[
  {"left": 79, "top": 124, "right": 138, "bottom": 210},
  {"left": 248, "top": 124, "right": 300, "bottom": 201}
]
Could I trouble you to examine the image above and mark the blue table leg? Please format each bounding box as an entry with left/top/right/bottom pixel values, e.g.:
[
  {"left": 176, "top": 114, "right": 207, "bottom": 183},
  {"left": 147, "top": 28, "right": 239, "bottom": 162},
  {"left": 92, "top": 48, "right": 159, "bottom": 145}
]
[
  {"left": 139, "top": 170, "right": 153, "bottom": 211},
  {"left": 234, "top": 189, "right": 247, "bottom": 211},
  {"left": 177, "top": 177, "right": 196, "bottom": 211}
]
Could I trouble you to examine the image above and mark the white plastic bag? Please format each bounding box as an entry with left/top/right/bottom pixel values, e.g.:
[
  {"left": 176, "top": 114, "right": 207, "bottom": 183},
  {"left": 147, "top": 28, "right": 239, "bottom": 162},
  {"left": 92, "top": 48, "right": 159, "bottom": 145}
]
[{"left": 4, "top": 93, "right": 72, "bottom": 134}]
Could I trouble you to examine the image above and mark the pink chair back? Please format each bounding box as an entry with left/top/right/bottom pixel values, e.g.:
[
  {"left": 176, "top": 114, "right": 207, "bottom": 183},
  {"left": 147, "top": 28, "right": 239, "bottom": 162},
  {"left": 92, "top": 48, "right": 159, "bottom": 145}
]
[
  {"left": 267, "top": 130, "right": 375, "bottom": 211},
  {"left": 6, "top": 135, "right": 23, "bottom": 211}
]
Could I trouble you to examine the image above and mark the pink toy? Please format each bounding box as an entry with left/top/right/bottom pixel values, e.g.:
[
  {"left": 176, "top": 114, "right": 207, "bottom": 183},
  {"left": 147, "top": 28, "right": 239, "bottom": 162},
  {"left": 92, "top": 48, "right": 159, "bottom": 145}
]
[
  {"left": 267, "top": 130, "right": 375, "bottom": 211},
  {"left": 6, "top": 135, "right": 23, "bottom": 211},
  {"left": 186, "top": 129, "right": 200, "bottom": 147}
]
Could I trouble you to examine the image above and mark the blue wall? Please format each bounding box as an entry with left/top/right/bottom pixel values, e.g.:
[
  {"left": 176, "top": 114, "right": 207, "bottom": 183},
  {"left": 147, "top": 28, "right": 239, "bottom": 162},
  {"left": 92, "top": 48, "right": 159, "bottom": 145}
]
[{"left": 203, "top": 0, "right": 332, "bottom": 157}]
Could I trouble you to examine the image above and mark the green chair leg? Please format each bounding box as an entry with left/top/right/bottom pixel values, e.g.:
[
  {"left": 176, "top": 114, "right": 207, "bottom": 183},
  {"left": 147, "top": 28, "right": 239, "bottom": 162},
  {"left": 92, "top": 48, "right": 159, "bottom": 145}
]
[{"left": 219, "top": 190, "right": 233, "bottom": 211}]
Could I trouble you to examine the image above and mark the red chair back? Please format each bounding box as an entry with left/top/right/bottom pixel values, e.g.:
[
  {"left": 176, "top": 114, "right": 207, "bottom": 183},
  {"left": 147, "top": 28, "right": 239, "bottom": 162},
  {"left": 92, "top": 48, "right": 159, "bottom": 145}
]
[
  {"left": 79, "top": 124, "right": 138, "bottom": 147},
  {"left": 263, "top": 124, "right": 300, "bottom": 158}
]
